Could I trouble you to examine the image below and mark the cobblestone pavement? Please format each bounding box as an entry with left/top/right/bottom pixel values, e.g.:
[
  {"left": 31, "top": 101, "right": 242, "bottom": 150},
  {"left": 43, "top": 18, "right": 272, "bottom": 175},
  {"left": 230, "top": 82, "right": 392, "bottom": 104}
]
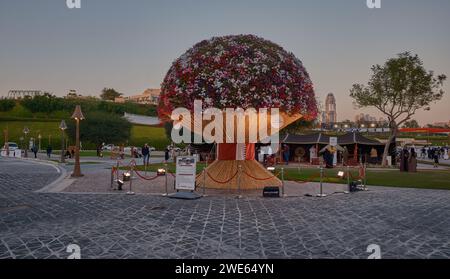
[{"left": 0, "top": 158, "right": 449, "bottom": 259}]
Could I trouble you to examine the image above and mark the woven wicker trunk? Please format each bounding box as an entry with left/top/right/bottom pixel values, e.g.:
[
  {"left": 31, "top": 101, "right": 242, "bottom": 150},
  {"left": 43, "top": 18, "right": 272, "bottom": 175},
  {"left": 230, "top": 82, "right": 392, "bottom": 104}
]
[{"left": 196, "top": 160, "right": 282, "bottom": 190}]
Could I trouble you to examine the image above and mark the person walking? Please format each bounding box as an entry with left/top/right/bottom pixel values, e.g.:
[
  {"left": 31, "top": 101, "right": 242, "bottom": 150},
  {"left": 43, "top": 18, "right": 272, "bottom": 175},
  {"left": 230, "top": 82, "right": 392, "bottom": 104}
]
[
  {"left": 142, "top": 143, "right": 150, "bottom": 166},
  {"left": 164, "top": 147, "right": 170, "bottom": 163},
  {"left": 433, "top": 149, "right": 440, "bottom": 168},
  {"left": 46, "top": 145, "right": 52, "bottom": 159},
  {"left": 32, "top": 145, "right": 38, "bottom": 159}
]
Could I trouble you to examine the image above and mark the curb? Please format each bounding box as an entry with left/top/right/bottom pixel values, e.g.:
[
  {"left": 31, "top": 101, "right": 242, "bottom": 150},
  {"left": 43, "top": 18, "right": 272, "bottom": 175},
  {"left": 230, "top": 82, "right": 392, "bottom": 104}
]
[{"left": 13, "top": 158, "right": 70, "bottom": 193}]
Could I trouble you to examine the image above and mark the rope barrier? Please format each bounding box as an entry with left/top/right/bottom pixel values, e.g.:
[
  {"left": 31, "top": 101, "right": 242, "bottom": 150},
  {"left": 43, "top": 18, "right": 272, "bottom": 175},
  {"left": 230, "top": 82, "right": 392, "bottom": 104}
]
[
  {"left": 206, "top": 170, "right": 238, "bottom": 184},
  {"left": 290, "top": 173, "right": 321, "bottom": 185},
  {"left": 242, "top": 170, "right": 280, "bottom": 181},
  {"left": 133, "top": 169, "right": 161, "bottom": 181}
]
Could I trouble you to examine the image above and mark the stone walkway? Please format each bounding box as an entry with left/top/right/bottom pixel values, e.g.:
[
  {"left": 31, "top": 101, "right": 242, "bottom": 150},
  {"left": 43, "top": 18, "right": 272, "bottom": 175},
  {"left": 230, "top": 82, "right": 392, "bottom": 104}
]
[{"left": 0, "top": 157, "right": 449, "bottom": 259}]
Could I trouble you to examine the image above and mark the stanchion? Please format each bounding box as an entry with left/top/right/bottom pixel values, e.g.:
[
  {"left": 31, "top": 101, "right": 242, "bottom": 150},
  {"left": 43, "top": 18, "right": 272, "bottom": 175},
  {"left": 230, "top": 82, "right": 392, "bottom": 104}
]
[
  {"left": 281, "top": 168, "right": 286, "bottom": 197},
  {"left": 317, "top": 166, "right": 327, "bottom": 197},
  {"left": 116, "top": 161, "right": 120, "bottom": 181},
  {"left": 202, "top": 167, "right": 207, "bottom": 197},
  {"left": 237, "top": 165, "right": 242, "bottom": 199},
  {"left": 163, "top": 163, "right": 169, "bottom": 196},
  {"left": 110, "top": 167, "right": 114, "bottom": 190},
  {"left": 363, "top": 163, "right": 368, "bottom": 191},
  {"left": 346, "top": 165, "right": 350, "bottom": 192},
  {"left": 127, "top": 164, "right": 135, "bottom": 195}
]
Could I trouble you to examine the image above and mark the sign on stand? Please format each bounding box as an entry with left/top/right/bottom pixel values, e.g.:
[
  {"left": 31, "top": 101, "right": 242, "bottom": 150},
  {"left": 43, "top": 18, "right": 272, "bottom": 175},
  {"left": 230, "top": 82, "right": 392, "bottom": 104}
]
[
  {"left": 170, "top": 156, "right": 201, "bottom": 200},
  {"left": 175, "top": 156, "right": 197, "bottom": 191}
]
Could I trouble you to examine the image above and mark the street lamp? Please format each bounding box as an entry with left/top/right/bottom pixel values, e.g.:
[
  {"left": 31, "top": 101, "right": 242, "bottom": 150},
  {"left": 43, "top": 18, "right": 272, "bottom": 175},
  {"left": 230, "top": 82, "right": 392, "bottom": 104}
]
[
  {"left": 38, "top": 134, "right": 42, "bottom": 152},
  {"left": 23, "top": 127, "right": 30, "bottom": 158},
  {"left": 59, "top": 120, "right": 67, "bottom": 163},
  {"left": 19, "top": 136, "right": 24, "bottom": 153},
  {"left": 71, "top": 105, "right": 85, "bottom": 177}
]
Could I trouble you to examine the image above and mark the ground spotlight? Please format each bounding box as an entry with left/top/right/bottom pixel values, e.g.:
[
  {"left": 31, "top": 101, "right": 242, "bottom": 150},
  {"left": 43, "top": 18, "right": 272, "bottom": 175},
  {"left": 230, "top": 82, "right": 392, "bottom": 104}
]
[
  {"left": 116, "top": 179, "right": 124, "bottom": 191},
  {"left": 157, "top": 168, "right": 166, "bottom": 176},
  {"left": 122, "top": 172, "right": 131, "bottom": 182}
]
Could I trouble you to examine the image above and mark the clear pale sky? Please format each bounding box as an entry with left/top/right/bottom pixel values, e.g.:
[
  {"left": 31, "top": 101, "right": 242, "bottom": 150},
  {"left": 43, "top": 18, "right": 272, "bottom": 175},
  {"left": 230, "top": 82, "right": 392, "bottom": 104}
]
[{"left": 1, "top": 0, "right": 449, "bottom": 125}]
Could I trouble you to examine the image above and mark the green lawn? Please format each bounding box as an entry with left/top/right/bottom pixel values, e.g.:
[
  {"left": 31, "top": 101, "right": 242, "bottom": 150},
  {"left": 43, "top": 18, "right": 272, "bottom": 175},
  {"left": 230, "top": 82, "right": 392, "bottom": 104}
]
[
  {"left": 129, "top": 124, "right": 170, "bottom": 150},
  {"left": 0, "top": 120, "right": 62, "bottom": 149},
  {"left": 1, "top": 120, "right": 170, "bottom": 151},
  {"left": 126, "top": 163, "right": 450, "bottom": 190}
]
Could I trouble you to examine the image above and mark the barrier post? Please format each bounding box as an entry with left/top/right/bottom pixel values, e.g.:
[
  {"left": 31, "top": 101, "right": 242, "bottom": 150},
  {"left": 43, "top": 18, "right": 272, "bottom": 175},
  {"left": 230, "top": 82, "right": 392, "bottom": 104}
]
[
  {"left": 116, "top": 161, "right": 120, "bottom": 181},
  {"left": 202, "top": 167, "right": 207, "bottom": 197},
  {"left": 363, "top": 163, "right": 368, "bottom": 190},
  {"left": 110, "top": 167, "right": 114, "bottom": 190},
  {"left": 281, "top": 168, "right": 286, "bottom": 198},
  {"left": 127, "top": 163, "right": 135, "bottom": 195},
  {"left": 163, "top": 163, "right": 168, "bottom": 196},
  {"left": 346, "top": 165, "right": 350, "bottom": 191},
  {"left": 317, "top": 166, "right": 326, "bottom": 197},
  {"left": 237, "top": 164, "right": 242, "bottom": 199}
]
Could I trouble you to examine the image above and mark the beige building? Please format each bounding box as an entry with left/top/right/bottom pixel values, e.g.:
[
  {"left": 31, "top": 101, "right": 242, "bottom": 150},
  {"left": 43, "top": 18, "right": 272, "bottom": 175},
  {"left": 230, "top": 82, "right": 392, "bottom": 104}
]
[{"left": 115, "top": 88, "right": 161, "bottom": 105}]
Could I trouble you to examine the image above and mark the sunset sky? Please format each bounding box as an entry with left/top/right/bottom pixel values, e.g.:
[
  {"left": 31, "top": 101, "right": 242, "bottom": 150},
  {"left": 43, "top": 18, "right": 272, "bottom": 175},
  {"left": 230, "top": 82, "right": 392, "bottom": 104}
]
[{"left": 1, "top": 0, "right": 449, "bottom": 125}]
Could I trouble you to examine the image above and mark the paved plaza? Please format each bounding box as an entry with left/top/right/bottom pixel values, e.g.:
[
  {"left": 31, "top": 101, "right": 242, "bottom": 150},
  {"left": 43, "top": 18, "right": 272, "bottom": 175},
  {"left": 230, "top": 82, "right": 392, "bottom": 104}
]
[{"left": 0, "top": 157, "right": 449, "bottom": 259}]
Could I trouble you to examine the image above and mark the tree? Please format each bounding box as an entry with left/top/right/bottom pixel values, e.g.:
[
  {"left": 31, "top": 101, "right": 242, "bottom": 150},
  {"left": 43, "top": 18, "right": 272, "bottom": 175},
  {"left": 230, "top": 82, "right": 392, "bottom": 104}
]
[
  {"left": 0, "top": 99, "right": 16, "bottom": 112},
  {"left": 403, "top": 119, "right": 420, "bottom": 128},
  {"left": 66, "top": 111, "right": 131, "bottom": 149},
  {"left": 100, "top": 88, "right": 122, "bottom": 101},
  {"left": 350, "top": 52, "right": 446, "bottom": 166}
]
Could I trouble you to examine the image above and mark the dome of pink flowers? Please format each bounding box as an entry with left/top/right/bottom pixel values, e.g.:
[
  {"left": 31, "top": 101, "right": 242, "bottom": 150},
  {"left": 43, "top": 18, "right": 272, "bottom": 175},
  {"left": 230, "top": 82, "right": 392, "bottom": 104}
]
[{"left": 159, "top": 34, "right": 318, "bottom": 120}]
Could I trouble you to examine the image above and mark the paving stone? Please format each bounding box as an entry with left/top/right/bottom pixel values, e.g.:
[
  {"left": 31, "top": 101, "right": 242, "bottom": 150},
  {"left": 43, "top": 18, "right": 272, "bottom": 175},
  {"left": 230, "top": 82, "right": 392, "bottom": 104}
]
[{"left": 1, "top": 158, "right": 450, "bottom": 259}]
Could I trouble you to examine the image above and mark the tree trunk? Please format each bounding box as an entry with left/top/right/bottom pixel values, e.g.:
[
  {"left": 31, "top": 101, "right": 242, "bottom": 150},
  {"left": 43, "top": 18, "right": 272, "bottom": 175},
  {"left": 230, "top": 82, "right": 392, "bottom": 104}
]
[{"left": 381, "top": 125, "right": 397, "bottom": 167}]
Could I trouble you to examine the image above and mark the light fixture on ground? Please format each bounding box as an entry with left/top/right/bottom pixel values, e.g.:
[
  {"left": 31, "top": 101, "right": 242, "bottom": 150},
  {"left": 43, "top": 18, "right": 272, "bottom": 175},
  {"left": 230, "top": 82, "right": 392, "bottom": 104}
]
[
  {"left": 59, "top": 120, "right": 67, "bottom": 163},
  {"left": 115, "top": 179, "right": 124, "bottom": 191},
  {"left": 71, "top": 105, "right": 84, "bottom": 177},
  {"left": 157, "top": 168, "right": 166, "bottom": 176},
  {"left": 23, "top": 127, "right": 30, "bottom": 158},
  {"left": 122, "top": 171, "right": 131, "bottom": 181}
]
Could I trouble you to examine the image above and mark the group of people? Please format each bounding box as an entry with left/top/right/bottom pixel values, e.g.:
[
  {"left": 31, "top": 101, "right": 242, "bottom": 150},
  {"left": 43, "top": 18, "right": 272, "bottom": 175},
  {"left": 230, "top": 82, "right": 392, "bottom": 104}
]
[
  {"left": 399, "top": 147, "right": 418, "bottom": 172},
  {"left": 420, "top": 146, "right": 449, "bottom": 162},
  {"left": 29, "top": 145, "right": 54, "bottom": 159}
]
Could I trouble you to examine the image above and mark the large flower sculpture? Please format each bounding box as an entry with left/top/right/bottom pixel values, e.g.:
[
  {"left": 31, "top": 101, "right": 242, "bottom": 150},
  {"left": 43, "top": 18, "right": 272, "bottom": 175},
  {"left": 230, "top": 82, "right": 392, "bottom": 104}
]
[
  {"left": 159, "top": 34, "right": 317, "bottom": 120},
  {"left": 159, "top": 34, "right": 318, "bottom": 190}
]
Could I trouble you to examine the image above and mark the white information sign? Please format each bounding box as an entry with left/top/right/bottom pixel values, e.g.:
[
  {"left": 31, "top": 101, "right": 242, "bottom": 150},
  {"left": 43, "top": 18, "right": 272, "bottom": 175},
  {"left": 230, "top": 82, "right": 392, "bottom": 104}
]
[
  {"left": 175, "top": 156, "right": 197, "bottom": 191},
  {"left": 330, "top": 137, "right": 338, "bottom": 147}
]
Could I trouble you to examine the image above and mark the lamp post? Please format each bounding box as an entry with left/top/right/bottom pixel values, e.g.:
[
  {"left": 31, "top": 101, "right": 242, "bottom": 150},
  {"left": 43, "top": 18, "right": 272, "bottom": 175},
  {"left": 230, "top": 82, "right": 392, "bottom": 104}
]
[
  {"left": 23, "top": 127, "right": 30, "bottom": 158},
  {"left": 59, "top": 120, "right": 67, "bottom": 163},
  {"left": 19, "top": 136, "right": 24, "bottom": 155},
  {"left": 71, "top": 105, "right": 85, "bottom": 177},
  {"left": 38, "top": 134, "right": 42, "bottom": 152}
]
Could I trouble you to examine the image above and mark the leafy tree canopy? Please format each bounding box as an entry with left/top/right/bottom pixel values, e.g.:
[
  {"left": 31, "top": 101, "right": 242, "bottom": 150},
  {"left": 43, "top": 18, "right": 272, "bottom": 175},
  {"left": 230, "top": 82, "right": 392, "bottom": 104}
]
[
  {"left": 100, "top": 88, "right": 122, "bottom": 101},
  {"left": 66, "top": 111, "right": 132, "bottom": 147},
  {"left": 350, "top": 52, "right": 446, "bottom": 165}
]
